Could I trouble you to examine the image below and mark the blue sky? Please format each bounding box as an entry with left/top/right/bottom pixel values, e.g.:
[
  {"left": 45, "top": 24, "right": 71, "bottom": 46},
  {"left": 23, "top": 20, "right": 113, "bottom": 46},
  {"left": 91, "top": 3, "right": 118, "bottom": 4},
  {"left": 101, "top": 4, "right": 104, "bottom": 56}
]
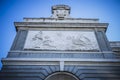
[{"left": 0, "top": 0, "right": 120, "bottom": 69}]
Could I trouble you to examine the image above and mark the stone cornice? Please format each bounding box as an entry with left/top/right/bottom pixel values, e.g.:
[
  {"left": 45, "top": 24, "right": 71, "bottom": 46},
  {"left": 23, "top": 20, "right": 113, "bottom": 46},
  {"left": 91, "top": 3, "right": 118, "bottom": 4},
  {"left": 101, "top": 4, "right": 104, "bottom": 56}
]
[
  {"left": 2, "top": 58, "right": 120, "bottom": 66},
  {"left": 23, "top": 17, "right": 99, "bottom": 21},
  {"left": 2, "top": 58, "right": 120, "bottom": 62},
  {"left": 9, "top": 50, "right": 113, "bottom": 54},
  {"left": 14, "top": 22, "right": 108, "bottom": 31}
]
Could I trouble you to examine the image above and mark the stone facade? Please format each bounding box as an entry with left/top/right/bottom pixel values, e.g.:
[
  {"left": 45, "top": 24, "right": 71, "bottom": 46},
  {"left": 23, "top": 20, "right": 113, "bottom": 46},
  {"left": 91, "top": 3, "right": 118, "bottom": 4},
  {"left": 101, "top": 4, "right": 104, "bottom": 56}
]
[
  {"left": 110, "top": 41, "right": 120, "bottom": 58},
  {"left": 0, "top": 5, "right": 120, "bottom": 80}
]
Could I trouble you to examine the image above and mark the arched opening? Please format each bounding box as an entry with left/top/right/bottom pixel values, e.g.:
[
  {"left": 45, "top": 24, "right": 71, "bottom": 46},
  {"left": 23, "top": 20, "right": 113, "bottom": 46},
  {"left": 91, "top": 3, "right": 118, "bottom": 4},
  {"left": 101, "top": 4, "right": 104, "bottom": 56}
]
[{"left": 45, "top": 72, "right": 79, "bottom": 80}]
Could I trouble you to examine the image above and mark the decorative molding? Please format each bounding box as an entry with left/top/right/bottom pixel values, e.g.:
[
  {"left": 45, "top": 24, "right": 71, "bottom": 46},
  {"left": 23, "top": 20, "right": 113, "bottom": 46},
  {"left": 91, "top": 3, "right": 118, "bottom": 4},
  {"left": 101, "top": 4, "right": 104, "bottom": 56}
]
[
  {"left": 2, "top": 58, "right": 120, "bottom": 66},
  {"left": 2, "top": 58, "right": 120, "bottom": 62},
  {"left": 9, "top": 50, "right": 113, "bottom": 54},
  {"left": 14, "top": 22, "right": 108, "bottom": 31}
]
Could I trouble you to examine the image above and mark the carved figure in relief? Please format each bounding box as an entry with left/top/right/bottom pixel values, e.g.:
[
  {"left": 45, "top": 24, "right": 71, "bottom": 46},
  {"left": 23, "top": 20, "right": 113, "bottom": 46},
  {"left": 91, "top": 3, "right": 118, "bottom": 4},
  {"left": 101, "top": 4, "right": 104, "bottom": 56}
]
[
  {"left": 72, "top": 34, "right": 91, "bottom": 46},
  {"left": 32, "top": 31, "right": 43, "bottom": 48},
  {"left": 32, "top": 31, "right": 55, "bottom": 48},
  {"left": 65, "top": 34, "right": 95, "bottom": 50},
  {"left": 32, "top": 31, "right": 43, "bottom": 41},
  {"left": 43, "top": 36, "right": 56, "bottom": 48}
]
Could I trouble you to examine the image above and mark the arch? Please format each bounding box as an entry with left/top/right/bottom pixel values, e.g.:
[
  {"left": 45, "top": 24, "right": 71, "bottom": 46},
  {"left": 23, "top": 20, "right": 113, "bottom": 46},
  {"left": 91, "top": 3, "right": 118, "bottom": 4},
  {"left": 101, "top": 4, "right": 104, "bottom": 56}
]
[{"left": 45, "top": 72, "right": 79, "bottom": 80}]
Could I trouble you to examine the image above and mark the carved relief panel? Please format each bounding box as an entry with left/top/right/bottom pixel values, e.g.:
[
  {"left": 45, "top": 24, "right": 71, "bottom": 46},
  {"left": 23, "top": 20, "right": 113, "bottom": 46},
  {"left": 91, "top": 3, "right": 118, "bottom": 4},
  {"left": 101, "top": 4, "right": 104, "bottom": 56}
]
[{"left": 24, "top": 31, "right": 99, "bottom": 51}]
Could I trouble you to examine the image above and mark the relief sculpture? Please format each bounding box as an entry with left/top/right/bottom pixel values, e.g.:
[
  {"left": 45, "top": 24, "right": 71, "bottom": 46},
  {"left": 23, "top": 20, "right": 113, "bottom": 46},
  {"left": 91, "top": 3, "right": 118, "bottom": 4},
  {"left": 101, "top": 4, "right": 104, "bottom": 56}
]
[
  {"left": 31, "top": 31, "right": 56, "bottom": 49},
  {"left": 24, "top": 31, "right": 99, "bottom": 51}
]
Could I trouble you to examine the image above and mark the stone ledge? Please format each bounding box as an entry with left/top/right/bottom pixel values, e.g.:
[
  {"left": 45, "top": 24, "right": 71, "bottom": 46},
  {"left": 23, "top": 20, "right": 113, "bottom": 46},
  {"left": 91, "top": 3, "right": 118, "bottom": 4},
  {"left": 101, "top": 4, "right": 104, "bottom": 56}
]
[
  {"left": 23, "top": 18, "right": 99, "bottom": 23},
  {"left": 14, "top": 22, "right": 108, "bottom": 27},
  {"left": 2, "top": 58, "right": 120, "bottom": 62},
  {"left": 1, "top": 58, "right": 120, "bottom": 66},
  {"left": 9, "top": 50, "right": 113, "bottom": 54},
  {"left": 14, "top": 22, "right": 108, "bottom": 31}
]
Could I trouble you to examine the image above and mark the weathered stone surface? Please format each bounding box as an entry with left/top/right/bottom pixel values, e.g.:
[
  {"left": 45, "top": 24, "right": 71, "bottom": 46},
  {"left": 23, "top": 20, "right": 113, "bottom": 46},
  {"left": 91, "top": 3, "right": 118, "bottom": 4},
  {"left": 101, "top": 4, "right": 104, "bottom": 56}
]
[
  {"left": 24, "top": 31, "right": 99, "bottom": 51},
  {"left": 1, "top": 64, "right": 120, "bottom": 80},
  {"left": 7, "top": 51, "right": 104, "bottom": 58},
  {"left": 110, "top": 41, "right": 120, "bottom": 58},
  {"left": 51, "top": 5, "right": 71, "bottom": 19}
]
